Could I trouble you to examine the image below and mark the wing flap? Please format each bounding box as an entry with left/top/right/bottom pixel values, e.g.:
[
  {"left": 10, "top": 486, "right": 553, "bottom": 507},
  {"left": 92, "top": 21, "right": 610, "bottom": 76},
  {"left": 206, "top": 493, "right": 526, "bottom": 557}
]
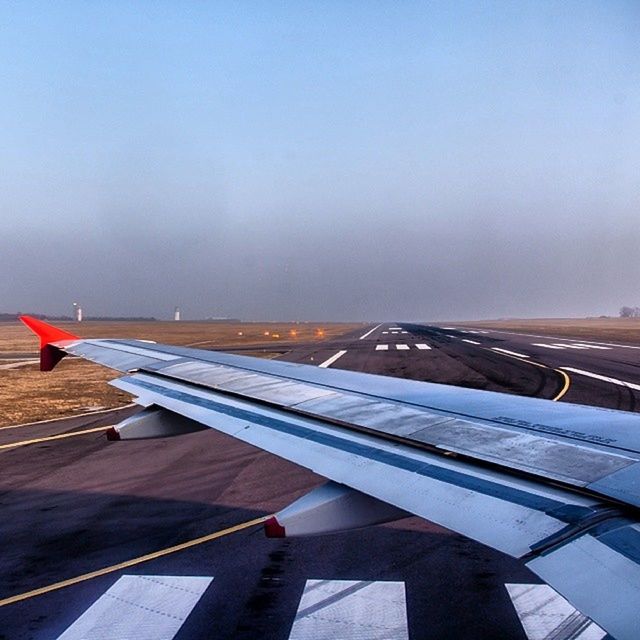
[{"left": 111, "top": 372, "right": 606, "bottom": 559}]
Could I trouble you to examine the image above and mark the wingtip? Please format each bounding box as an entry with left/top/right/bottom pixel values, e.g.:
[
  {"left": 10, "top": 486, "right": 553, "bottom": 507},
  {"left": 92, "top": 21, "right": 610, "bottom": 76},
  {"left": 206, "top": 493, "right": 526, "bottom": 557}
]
[
  {"left": 264, "top": 516, "right": 286, "bottom": 538},
  {"left": 19, "top": 315, "right": 79, "bottom": 371},
  {"left": 19, "top": 315, "right": 79, "bottom": 347}
]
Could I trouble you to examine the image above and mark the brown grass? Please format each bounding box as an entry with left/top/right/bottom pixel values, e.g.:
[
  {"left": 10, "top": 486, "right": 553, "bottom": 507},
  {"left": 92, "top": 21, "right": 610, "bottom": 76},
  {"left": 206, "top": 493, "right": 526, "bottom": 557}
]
[
  {"left": 0, "top": 320, "right": 362, "bottom": 427},
  {"left": 455, "top": 317, "right": 640, "bottom": 345}
]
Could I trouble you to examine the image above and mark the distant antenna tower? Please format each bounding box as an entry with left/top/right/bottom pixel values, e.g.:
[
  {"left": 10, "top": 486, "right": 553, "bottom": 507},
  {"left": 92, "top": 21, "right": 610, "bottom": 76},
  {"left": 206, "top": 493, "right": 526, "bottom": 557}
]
[
  {"left": 73, "top": 302, "right": 83, "bottom": 322},
  {"left": 174, "top": 306, "right": 181, "bottom": 321}
]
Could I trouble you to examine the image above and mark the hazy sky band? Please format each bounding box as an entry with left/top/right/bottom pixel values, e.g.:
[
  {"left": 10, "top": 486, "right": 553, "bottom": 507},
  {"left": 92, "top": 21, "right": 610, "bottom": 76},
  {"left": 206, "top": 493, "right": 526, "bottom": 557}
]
[{"left": 1, "top": 2, "right": 638, "bottom": 320}]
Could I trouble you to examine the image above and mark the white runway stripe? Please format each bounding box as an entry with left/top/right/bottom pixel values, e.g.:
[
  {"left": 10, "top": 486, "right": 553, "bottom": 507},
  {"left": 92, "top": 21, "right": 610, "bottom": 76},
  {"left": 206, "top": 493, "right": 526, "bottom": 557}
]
[
  {"left": 318, "top": 350, "right": 347, "bottom": 368},
  {"left": 561, "top": 367, "right": 640, "bottom": 392},
  {"left": 506, "top": 583, "right": 605, "bottom": 640},
  {"left": 532, "top": 343, "right": 565, "bottom": 350},
  {"left": 491, "top": 348, "right": 529, "bottom": 358},
  {"left": 359, "top": 324, "right": 382, "bottom": 340},
  {"left": 415, "top": 343, "right": 430, "bottom": 350},
  {"left": 462, "top": 339, "right": 480, "bottom": 345},
  {"left": 57, "top": 575, "right": 213, "bottom": 640},
  {"left": 375, "top": 344, "right": 389, "bottom": 351},
  {"left": 389, "top": 327, "right": 402, "bottom": 330},
  {"left": 288, "top": 580, "right": 408, "bottom": 640},
  {"left": 571, "top": 343, "right": 611, "bottom": 350},
  {"left": 395, "top": 344, "right": 410, "bottom": 350},
  {"left": 553, "top": 343, "right": 589, "bottom": 350}
]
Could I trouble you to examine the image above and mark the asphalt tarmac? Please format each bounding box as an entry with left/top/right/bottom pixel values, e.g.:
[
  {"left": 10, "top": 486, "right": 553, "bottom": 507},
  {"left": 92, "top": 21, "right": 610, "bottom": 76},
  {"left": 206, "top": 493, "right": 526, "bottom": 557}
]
[{"left": 2, "top": 322, "right": 637, "bottom": 639}]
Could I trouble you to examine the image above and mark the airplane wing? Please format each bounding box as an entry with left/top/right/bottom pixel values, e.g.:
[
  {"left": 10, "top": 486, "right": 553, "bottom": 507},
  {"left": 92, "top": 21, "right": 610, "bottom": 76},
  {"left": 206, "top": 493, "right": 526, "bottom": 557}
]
[{"left": 20, "top": 316, "right": 640, "bottom": 639}]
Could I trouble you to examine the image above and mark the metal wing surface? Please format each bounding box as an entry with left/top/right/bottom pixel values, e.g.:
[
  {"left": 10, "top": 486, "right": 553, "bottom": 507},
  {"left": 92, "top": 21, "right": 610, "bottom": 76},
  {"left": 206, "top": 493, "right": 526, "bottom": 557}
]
[{"left": 20, "top": 316, "right": 640, "bottom": 639}]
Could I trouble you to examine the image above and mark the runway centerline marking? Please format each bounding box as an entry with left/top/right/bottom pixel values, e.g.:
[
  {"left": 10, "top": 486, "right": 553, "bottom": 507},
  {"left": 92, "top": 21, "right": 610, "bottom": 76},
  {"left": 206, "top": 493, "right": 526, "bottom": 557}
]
[
  {"left": 462, "top": 339, "right": 480, "bottom": 345},
  {"left": 0, "top": 516, "right": 267, "bottom": 608},
  {"left": 0, "top": 426, "right": 109, "bottom": 451},
  {"left": 318, "top": 350, "right": 347, "bottom": 368},
  {"left": 531, "top": 343, "right": 565, "bottom": 350},
  {"left": 358, "top": 324, "right": 382, "bottom": 340},
  {"left": 560, "top": 368, "right": 640, "bottom": 392},
  {"left": 491, "top": 348, "right": 530, "bottom": 358}
]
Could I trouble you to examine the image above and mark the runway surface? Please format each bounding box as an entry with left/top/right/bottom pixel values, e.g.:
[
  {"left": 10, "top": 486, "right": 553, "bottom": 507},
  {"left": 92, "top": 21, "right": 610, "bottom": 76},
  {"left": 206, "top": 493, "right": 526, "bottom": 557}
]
[{"left": 2, "top": 322, "right": 637, "bottom": 638}]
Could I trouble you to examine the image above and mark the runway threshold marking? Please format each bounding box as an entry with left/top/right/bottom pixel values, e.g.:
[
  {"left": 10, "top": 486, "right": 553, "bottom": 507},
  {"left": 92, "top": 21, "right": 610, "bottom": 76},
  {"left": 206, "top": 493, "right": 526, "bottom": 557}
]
[
  {"left": 288, "top": 579, "right": 409, "bottom": 640},
  {"left": 0, "top": 516, "right": 267, "bottom": 608},
  {"left": 318, "top": 350, "right": 347, "bottom": 368},
  {"left": 506, "top": 583, "right": 605, "bottom": 640},
  {"left": 359, "top": 324, "right": 382, "bottom": 340},
  {"left": 58, "top": 575, "right": 213, "bottom": 640},
  {"left": 0, "top": 426, "right": 109, "bottom": 451}
]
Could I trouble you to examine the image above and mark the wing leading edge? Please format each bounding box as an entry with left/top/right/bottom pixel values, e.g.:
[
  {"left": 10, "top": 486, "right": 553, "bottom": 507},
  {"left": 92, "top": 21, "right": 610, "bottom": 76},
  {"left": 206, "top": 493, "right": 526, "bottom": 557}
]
[{"left": 19, "top": 316, "right": 640, "bottom": 638}]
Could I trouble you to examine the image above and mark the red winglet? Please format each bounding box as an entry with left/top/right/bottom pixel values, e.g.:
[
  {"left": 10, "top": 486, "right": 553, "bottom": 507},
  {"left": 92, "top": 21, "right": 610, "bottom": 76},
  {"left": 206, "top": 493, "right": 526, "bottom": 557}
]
[
  {"left": 264, "top": 516, "right": 286, "bottom": 538},
  {"left": 19, "top": 315, "right": 80, "bottom": 371}
]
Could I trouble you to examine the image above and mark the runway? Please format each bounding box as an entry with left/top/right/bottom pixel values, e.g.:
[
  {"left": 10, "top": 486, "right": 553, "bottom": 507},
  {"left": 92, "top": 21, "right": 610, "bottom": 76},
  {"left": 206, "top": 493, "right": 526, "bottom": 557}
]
[{"left": 2, "top": 322, "right": 637, "bottom": 638}]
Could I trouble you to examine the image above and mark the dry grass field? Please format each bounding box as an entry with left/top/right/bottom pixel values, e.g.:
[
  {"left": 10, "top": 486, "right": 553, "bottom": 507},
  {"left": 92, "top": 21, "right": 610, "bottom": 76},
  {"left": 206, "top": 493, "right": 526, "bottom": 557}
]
[
  {"left": 0, "top": 320, "right": 362, "bottom": 427},
  {"left": 457, "top": 317, "right": 640, "bottom": 345}
]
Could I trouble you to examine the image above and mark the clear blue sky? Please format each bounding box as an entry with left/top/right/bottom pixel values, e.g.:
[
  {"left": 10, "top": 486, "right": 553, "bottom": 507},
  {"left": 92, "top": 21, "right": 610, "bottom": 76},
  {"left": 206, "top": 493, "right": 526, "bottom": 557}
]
[{"left": 1, "top": 1, "right": 639, "bottom": 320}]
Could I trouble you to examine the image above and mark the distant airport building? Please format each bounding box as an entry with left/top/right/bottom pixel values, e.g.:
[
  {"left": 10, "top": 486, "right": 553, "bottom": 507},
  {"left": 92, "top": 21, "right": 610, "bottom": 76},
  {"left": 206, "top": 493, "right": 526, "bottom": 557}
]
[{"left": 174, "top": 306, "right": 181, "bottom": 321}]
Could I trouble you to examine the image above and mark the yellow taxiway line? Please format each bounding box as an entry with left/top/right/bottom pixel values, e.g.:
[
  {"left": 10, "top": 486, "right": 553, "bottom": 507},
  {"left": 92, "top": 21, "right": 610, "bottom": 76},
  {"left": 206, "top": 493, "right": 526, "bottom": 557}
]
[
  {"left": 0, "top": 426, "right": 109, "bottom": 451},
  {"left": 0, "top": 515, "right": 268, "bottom": 607},
  {"left": 552, "top": 368, "right": 571, "bottom": 401},
  {"left": 485, "top": 349, "right": 571, "bottom": 402}
]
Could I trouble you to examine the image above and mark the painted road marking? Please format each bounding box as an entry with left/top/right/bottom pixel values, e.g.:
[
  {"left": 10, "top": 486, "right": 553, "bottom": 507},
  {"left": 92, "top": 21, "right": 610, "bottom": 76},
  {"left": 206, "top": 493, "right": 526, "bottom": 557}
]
[
  {"left": 553, "top": 369, "right": 571, "bottom": 401},
  {"left": 382, "top": 331, "right": 389, "bottom": 334},
  {"left": 0, "top": 426, "right": 108, "bottom": 451},
  {"left": 491, "top": 348, "right": 530, "bottom": 358},
  {"left": 57, "top": 575, "right": 213, "bottom": 640},
  {"left": 318, "top": 350, "right": 347, "bottom": 368},
  {"left": 506, "top": 583, "right": 605, "bottom": 640},
  {"left": 391, "top": 331, "right": 400, "bottom": 335},
  {"left": 532, "top": 343, "right": 565, "bottom": 350},
  {"left": 483, "top": 352, "right": 571, "bottom": 401},
  {"left": 445, "top": 334, "right": 456, "bottom": 338},
  {"left": 395, "top": 344, "right": 410, "bottom": 350},
  {"left": 553, "top": 343, "right": 589, "bottom": 350},
  {"left": 389, "top": 327, "right": 402, "bottom": 330},
  {"left": 0, "top": 404, "right": 136, "bottom": 431},
  {"left": 462, "top": 339, "right": 480, "bottom": 345},
  {"left": 288, "top": 580, "right": 408, "bottom": 640},
  {"left": 481, "top": 329, "right": 640, "bottom": 350},
  {"left": 415, "top": 344, "right": 431, "bottom": 350},
  {"left": 560, "top": 367, "right": 640, "bottom": 392},
  {"left": 359, "top": 324, "right": 382, "bottom": 340},
  {"left": 401, "top": 331, "right": 408, "bottom": 334},
  {"left": 571, "top": 343, "right": 611, "bottom": 350},
  {"left": 375, "top": 345, "right": 389, "bottom": 351},
  {"left": 0, "top": 359, "right": 39, "bottom": 370},
  {"left": 0, "top": 516, "right": 266, "bottom": 608}
]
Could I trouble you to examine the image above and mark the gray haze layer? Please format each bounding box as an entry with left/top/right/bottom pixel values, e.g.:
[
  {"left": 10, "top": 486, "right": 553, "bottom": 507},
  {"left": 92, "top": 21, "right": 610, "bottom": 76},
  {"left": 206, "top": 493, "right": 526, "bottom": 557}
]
[{"left": 1, "top": 3, "right": 639, "bottom": 321}]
